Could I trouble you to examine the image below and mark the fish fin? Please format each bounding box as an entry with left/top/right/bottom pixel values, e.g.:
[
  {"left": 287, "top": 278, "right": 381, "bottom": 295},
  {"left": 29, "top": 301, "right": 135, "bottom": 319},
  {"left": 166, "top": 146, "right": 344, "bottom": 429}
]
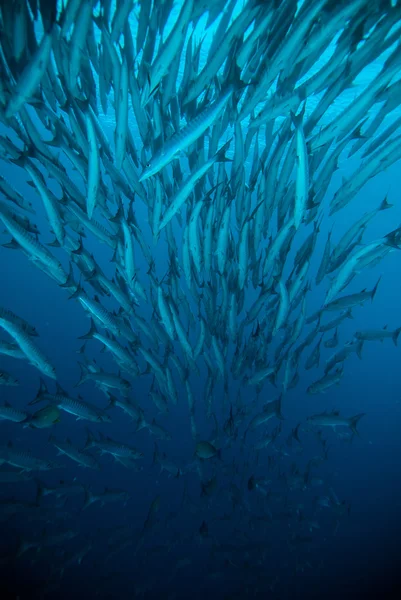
[
  {"left": 2, "top": 238, "right": 21, "bottom": 249},
  {"left": 78, "top": 318, "right": 98, "bottom": 340},
  {"left": 371, "top": 276, "right": 381, "bottom": 301},
  {"left": 393, "top": 327, "right": 401, "bottom": 347},
  {"left": 349, "top": 413, "right": 366, "bottom": 436}
]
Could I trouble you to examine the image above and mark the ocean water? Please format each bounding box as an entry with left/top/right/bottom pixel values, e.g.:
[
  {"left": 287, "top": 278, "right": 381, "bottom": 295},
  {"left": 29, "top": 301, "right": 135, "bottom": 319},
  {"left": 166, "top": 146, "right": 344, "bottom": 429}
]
[{"left": 1, "top": 1, "right": 401, "bottom": 599}]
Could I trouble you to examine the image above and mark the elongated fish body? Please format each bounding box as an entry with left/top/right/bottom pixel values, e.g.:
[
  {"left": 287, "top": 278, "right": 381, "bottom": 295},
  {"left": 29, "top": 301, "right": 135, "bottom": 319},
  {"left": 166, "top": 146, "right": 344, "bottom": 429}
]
[
  {"left": 188, "top": 200, "right": 204, "bottom": 274},
  {"left": 114, "top": 56, "right": 128, "bottom": 170},
  {"left": 0, "top": 307, "right": 37, "bottom": 337},
  {"left": 248, "top": 396, "right": 283, "bottom": 431},
  {"left": 157, "top": 146, "right": 224, "bottom": 233},
  {"left": 0, "top": 317, "right": 56, "bottom": 379},
  {"left": 215, "top": 203, "right": 231, "bottom": 275},
  {"left": 157, "top": 288, "right": 175, "bottom": 341},
  {"left": 0, "top": 445, "right": 60, "bottom": 471},
  {"left": 86, "top": 112, "right": 100, "bottom": 220},
  {"left": 0, "top": 402, "right": 27, "bottom": 422},
  {"left": 5, "top": 29, "right": 54, "bottom": 119},
  {"left": 273, "top": 280, "right": 289, "bottom": 335},
  {"left": 49, "top": 436, "right": 100, "bottom": 470},
  {"left": 24, "top": 161, "right": 65, "bottom": 245},
  {"left": 77, "top": 293, "right": 121, "bottom": 337},
  {"left": 86, "top": 432, "right": 143, "bottom": 460},
  {"left": 147, "top": 0, "right": 194, "bottom": 100},
  {"left": 0, "top": 204, "right": 61, "bottom": 274},
  {"left": 80, "top": 321, "right": 138, "bottom": 375},
  {"left": 63, "top": 201, "right": 116, "bottom": 248},
  {"left": 263, "top": 218, "right": 295, "bottom": 280},
  {"left": 246, "top": 366, "right": 275, "bottom": 387},
  {"left": 32, "top": 378, "right": 110, "bottom": 422},
  {"left": 69, "top": 0, "right": 92, "bottom": 93},
  {"left": 324, "top": 239, "right": 384, "bottom": 305},
  {"left": 121, "top": 219, "right": 136, "bottom": 291},
  {"left": 109, "top": 395, "right": 144, "bottom": 423},
  {"left": 307, "top": 368, "right": 343, "bottom": 394},
  {"left": 139, "top": 87, "right": 233, "bottom": 181},
  {"left": 355, "top": 327, "right": 401, "bottom": 346},
  {"left": 52, "top": 395, "right": 111, "bottom": 423},
  {"left": 291, "top": 110, "right": 309, "bottom": 230},
  {"left": 307, "top": 412, "right": 365, "bottom": 435},
  {"left": 0, "top": 340, "right": 26, "bottom": 360}
]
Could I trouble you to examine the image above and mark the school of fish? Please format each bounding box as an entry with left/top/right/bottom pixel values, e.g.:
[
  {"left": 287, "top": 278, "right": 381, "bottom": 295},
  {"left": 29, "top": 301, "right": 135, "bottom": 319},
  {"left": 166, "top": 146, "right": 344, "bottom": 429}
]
[{"left": 0, "top": 0, "right": 401, "bottom": 598}]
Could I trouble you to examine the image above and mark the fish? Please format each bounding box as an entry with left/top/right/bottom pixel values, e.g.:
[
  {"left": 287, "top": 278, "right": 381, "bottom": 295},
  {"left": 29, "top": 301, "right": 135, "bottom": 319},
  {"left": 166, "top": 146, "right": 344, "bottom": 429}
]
[
  {"left": 307, "top": 367, "right": 344, "bottom": 395},
  {"left": 0, "top": 314, "right": 56, "bottom": 379},
  {"left": 31, "top": 379, "right": 111, "bottom": 423},
  {"left": 354, "top": 327, "right": 401, "bottom": 346},
  {"left": 0, "top": 442, "right": 61, "bottom": 471},
  {"left": 0, "top": 0, "right": 400, "bottom": 589},
  {"left": 0, "top": 401, "right": 28, "bottom": 423},
  {"left": 85, "top": 430, "right": 143, "bottom": 460},
  {"left": 291, "top": 107, "right": 309, "bottom": 230},
  {"left": 49, "top": 435, "right": 101, "bottom": 470},
  {"left": 23, "top": 405, "right": 61, "bottom": 429},
  {"left": 307, "top": 412, "right": 366, "bottom": 435},
  {"left": 195, "top": 441, "right": 221, "bottom": 460},
  {"left": 139, "top": 87, "right": 234, "bottom": 181}
]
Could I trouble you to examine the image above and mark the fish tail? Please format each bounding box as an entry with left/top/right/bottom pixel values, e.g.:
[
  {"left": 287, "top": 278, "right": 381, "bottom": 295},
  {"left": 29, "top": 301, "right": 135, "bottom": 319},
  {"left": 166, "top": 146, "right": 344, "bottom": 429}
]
[
  {"left": 349, "top": 413, "right": 366, "bottom": 436},
  {"left": 290, "top": 106, "right": 305, "bottom": 129},
  {"left": 379, "top": 196, "right": 392, "bottom": 211},
  {"left": 78, "top": 318, "right": 98, "bottom": 340},
  {"left": 392, "top": 327, "right": 401, "bottom": 347},
  {"left": 84, "top": 428, "right": 96, "bottom": 449},
  {"left": 30, "top": 378, "right": 48, "bottom": 405},
  {"left": 371, "top": 276, "right": 381, "bottom": 301},
  {"left": 75, "top": 361, "right": 89, "bottom": 386}
]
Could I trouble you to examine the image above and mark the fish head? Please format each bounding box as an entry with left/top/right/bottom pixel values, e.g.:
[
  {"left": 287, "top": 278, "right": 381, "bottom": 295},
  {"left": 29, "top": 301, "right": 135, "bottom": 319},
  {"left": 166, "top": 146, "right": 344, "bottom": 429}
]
[{"left": 45, "top": 365, "right": 57, "bottom": 380}]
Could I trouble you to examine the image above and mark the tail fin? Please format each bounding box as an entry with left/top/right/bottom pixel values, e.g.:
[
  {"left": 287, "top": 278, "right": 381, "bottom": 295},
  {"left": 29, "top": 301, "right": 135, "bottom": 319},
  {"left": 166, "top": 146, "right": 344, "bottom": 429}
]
[
  {"left": 379, "top": 195, "right": 392, "bottom": 211},
  {"left": 136, "top": 414, "right": 148, "bottom": 432},
  {"left": 290, "top": 103, "right": 306, "bottom": 129},
  {"left": 75, "top": 362, "right": 89, "bottom": 386},
  {"left": 392, "top": 327, "right": 401, "bottom": 347},
  {"left": 348, "top": 413, "right": 366, "bottom": 436},
  {"left": 60, "top": 263, "right": 76, "bottom": 289},
  {"left": 292, "top": 423, "right": 301, "bottom": 444},
  {"left": 85, "top": 429, "right": 96, "bottom": 449},
  {"left": 29, "top": 378, "right": 48, "bottom": 405},
  {"left": 78, "top": 318, "right": 98, "bottom": 340},
  {"left": 214, "top": 139, "right": 233, "bottom": 163},
  {"left": 106, "top": 393, "right": 117, "bottom": 409},
  {"left": 371, "top": 276, "right": 381, "bottom": 301}
]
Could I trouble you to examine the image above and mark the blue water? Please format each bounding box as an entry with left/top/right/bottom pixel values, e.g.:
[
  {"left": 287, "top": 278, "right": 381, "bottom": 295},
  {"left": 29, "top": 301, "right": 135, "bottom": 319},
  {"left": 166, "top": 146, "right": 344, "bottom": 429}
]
[{"left": 1, "top": 2, "right": 401, "bottom": 599}]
